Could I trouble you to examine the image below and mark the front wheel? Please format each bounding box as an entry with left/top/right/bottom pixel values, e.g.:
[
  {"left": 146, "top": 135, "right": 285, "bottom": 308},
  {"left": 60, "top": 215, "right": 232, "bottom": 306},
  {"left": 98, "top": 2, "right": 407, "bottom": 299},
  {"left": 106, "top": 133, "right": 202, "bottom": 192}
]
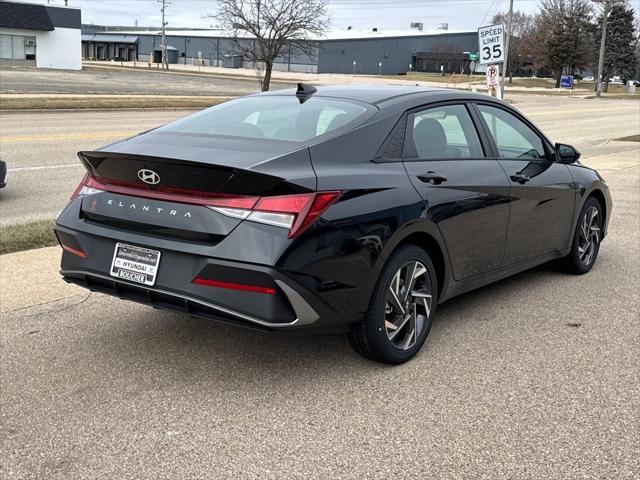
[
  {"left": 348, "top": 245, "right": 437, "bottom": 364},
  {"left": 564, "top": 196, "right": 604, "bottom": 274}
]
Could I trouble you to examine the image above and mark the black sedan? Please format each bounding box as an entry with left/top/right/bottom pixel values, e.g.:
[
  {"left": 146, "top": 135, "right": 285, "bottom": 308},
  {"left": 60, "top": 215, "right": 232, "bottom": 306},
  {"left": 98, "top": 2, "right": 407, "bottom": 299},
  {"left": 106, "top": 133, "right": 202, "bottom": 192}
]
[{"left": 55, "top": 85, "right": 611, "bottom": 364}]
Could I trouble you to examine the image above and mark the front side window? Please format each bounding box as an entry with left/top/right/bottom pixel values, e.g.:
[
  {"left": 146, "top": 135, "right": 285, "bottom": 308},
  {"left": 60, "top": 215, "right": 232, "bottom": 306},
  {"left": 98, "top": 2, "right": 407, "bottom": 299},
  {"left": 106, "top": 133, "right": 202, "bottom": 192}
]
[
  {"left": 156, "top": 96, "right": 374, "bottom": 142},
  {"left": 477, "top": 104, "right": 547, "bottom": 159},
  {"left": 406, "top": 104, "right": 483, "bottom": 159}
]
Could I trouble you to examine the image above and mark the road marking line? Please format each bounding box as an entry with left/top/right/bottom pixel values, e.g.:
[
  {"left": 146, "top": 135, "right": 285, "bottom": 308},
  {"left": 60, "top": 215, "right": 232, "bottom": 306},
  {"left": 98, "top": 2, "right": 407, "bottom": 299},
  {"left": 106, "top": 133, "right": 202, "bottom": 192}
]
[
  {"left": 1, "top": 131, "right": 138, "bottom": 143},
  {"left": 8, "top": 163, "right": 82, "bottom": 172},
  {"left": 527, "top": 107, "right": 639, "bottom": 117}
]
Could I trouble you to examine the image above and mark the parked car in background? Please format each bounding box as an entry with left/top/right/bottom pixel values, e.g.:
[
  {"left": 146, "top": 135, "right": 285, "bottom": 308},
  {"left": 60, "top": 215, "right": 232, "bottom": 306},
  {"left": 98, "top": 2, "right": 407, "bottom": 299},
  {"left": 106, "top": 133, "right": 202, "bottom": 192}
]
[
  {"left": 55, "top": 85, "right": 612, "bottom": 364},
  {"left": 0, "top": 160, "right": 6, "bottom": 189}
]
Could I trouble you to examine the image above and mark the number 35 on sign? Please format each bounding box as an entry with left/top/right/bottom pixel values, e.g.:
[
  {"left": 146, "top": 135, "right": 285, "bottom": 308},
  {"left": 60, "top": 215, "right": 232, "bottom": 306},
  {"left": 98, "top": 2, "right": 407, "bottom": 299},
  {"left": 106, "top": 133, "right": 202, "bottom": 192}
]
[{"left": 478, "top": 24, "right": 504, "bottom": 65}]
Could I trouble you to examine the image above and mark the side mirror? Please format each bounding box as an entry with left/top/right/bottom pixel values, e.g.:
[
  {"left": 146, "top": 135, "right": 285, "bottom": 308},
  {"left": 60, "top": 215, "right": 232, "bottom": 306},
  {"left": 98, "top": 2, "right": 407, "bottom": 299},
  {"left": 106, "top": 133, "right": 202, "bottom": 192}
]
[{"left": 555, "top": 143, "right": 581, "bottom": 164}]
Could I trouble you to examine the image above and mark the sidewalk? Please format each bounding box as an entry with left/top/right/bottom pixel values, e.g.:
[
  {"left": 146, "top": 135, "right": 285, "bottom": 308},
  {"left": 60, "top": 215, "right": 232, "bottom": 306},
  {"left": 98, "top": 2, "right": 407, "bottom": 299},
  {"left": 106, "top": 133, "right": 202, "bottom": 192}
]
[{"left": 0, "top": 246, "right": 82, "bottom": 314}]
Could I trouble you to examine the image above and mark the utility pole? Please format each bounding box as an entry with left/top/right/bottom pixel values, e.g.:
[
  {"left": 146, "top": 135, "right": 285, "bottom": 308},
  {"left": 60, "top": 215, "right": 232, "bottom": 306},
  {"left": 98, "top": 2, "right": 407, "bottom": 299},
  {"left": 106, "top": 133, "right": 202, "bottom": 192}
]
[
  {"left": 158, "top": 0, "right": 170, "bottom": 70},
  {"left": 595, "top": 0, "right": 611, "bottom": 98},
  {"left": 500, "top": 0, "right": 514, "bottom": 98}
]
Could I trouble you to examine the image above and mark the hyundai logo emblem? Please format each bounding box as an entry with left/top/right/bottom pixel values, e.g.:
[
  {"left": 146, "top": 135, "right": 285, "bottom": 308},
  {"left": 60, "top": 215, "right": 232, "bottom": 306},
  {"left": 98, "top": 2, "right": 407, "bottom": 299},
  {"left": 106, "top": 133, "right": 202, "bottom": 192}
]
[{"left": 137, "top": 169, "right": 160, "bottom": 185}]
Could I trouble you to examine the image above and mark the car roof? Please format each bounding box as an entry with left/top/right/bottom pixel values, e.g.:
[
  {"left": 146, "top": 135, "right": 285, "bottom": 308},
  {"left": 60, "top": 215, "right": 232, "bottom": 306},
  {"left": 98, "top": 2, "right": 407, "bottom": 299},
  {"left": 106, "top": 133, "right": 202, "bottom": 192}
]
[{"left": 259, "top": 84, "right": 471, "bottom": 105}]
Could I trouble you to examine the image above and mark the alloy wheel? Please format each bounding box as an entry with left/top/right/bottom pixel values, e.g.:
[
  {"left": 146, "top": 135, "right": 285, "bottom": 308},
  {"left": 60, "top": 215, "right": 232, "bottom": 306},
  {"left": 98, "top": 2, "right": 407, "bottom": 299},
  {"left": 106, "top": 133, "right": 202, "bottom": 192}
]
[
  {"left": 384, "top": 261, "right": 432, "bottom": 350},
  {"left": 578, "top": 206, "right": 601, "bottom": 266}
]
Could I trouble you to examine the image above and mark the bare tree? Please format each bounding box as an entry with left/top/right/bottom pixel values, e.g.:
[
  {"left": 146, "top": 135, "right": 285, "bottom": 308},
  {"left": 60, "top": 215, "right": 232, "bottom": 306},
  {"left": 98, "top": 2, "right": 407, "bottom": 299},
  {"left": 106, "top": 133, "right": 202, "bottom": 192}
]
[
  {"left": 214, "top": 0, "right": 330, "bottom": 91},
  {"left": 491, "top": 11, "right": 535, "bottom": 82}
]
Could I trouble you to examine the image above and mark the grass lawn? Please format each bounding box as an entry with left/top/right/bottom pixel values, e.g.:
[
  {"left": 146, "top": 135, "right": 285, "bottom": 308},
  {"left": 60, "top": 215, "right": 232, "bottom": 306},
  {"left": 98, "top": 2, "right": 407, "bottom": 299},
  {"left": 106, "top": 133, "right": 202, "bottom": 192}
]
[
  {"left": 383, "top": 72, "right": 485, "bottom": 84},
  {"left": 0, "top": 96, "right": 231, "bottom": 110},
  {"left": 0, "top": 219, "right": 58, "bottom": 256}
]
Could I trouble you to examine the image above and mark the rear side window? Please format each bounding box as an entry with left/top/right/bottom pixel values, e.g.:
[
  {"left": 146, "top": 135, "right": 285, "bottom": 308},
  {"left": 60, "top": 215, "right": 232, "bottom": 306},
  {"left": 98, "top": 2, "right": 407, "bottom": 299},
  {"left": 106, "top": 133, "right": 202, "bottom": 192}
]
[
  {"left": 156, "top": 96, "right": 374, "bottom": 142},
  {"left": 477, "top": 104, "right": 547, "bottom": 159},
  {"left": 406, "top": 104, "right": 484, "bottom": 159}
]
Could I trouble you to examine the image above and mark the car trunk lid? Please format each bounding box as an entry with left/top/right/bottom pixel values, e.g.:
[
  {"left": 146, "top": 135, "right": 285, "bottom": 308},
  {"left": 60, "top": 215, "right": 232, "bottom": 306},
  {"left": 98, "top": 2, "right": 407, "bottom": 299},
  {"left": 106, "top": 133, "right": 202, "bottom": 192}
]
[{"left": 75, "top": 132, "right": 317, "bottom": 241}]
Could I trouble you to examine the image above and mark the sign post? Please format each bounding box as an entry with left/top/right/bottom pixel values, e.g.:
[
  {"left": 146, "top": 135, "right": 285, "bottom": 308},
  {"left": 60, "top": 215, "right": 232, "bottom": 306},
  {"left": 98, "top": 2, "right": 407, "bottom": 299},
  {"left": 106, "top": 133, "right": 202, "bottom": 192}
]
[{"left": 478, "top": 24, "right": 505, "bottom": 98}]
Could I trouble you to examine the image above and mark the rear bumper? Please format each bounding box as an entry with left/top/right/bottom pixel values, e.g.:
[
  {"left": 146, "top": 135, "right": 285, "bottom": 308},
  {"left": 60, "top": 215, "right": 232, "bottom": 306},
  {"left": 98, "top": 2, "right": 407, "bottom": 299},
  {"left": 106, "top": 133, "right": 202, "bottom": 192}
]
[
  {"left": 60, "top": 268, "right": 317, "bottom": 330},
  {"left": 54, "top": 220, "right": 354, "bottom": 333}
]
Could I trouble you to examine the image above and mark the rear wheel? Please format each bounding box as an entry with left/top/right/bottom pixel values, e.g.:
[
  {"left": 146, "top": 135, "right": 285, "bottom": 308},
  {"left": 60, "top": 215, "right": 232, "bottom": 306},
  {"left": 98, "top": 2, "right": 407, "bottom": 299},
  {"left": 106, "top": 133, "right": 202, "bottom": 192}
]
[
  {"left": 564, "top": 196, "right": 603, "bottom": 274},
  {"left": 348, "top": 245, "right": 437, "bottom": 364}
]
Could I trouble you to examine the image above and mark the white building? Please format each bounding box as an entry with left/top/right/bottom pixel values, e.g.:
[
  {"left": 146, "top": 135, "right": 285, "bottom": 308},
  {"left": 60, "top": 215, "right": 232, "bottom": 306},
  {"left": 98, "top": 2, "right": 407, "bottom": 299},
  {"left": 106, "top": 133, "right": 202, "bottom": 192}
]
[{"left": 0, "top": 1, "right": 81, "bottom": 70}]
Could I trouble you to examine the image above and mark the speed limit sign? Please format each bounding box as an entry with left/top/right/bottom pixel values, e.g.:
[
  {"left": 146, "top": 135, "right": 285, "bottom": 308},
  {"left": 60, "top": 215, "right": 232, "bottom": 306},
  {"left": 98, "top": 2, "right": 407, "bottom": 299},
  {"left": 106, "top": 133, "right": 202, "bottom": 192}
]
[{"left": 478, "top": 24, "right": 504, "bottom": 65}]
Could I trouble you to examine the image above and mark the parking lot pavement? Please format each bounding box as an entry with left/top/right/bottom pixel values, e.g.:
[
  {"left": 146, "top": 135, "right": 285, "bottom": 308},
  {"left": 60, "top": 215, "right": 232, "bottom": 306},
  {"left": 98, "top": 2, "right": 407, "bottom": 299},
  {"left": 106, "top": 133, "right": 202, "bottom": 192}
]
[
  {"left": 0, "top": 65, "right": 289, "bottom": 96},
  {"left": 1, "top": 143, "right": 639, "bottom": 478}
]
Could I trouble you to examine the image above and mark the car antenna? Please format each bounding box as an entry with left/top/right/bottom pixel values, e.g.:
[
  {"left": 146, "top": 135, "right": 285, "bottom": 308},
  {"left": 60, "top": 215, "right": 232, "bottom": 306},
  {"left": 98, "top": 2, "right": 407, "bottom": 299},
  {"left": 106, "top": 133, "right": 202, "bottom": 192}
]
[{"left": 296, "top": 83, "right": 317, "bottom": 103}]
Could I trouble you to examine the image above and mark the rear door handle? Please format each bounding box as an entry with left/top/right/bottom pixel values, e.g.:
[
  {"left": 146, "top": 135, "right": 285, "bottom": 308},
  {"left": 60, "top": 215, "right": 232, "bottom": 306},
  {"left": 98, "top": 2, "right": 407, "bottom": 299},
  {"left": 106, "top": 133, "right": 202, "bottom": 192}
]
[
  {"left": 510, "top": 172, "right": 530, "bottom": 184},
  {"left": 417, "top": 171, "right": 448, "bottom": 185}
]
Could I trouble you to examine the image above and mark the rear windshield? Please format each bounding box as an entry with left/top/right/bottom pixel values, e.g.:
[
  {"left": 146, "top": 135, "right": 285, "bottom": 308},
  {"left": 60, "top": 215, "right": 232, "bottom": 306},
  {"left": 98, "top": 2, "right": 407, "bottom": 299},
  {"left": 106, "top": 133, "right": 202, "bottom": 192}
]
[{"left": 156, "top": 96, "right": 374, "bottom": 142}]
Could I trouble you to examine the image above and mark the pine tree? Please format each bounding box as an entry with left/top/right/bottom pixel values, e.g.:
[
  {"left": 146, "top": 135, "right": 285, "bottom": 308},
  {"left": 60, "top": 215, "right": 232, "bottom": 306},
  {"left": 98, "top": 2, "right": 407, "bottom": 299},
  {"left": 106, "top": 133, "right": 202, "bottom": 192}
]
[
  {"left": 596, "top": 2, "right": 639, "bottom": 92},
  {"left": 537, "top": 0, "right": 595, "bottom": 87}
]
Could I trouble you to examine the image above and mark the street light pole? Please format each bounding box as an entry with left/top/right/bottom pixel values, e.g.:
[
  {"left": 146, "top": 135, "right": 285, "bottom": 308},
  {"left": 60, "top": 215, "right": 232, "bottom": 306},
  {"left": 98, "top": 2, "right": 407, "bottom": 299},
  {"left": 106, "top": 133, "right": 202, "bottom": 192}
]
[
  {"left": 500, "top": 0, "right": 514, "bottom": 98},
  {"left": 595, "top": 1, "right": 610, "bottom": 98},
  {"left": 158, "top": 0, "right": 170, "bottom": 70}
]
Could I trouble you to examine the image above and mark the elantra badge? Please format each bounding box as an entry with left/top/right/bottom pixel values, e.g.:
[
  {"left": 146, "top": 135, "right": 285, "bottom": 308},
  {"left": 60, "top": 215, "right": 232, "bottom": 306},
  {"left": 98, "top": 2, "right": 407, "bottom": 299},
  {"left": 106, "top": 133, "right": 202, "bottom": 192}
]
[{"left": 138, "top": 169, "right": 160, "bottom": 185}]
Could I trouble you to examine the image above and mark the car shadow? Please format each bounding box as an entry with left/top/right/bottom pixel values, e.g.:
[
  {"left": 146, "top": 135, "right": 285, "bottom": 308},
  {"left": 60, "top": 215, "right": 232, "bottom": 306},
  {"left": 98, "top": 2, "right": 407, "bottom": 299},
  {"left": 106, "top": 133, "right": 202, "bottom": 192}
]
[
  {"left": 92, "top": 258, "right": 584, "bottom": 387},
  {"left": 434, "top": 261, "right": 566, "bottom": 322}
]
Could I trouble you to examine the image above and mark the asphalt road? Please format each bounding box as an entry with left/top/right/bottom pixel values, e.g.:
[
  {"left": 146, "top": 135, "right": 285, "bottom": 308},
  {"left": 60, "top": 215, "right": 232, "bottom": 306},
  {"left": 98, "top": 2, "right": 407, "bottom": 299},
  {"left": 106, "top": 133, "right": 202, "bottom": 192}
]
[
  {"left": 0, "top": 109, "right": 195, "bottom": 226},
  {"left": 1, "top": 95, "right": 639, "bottom": 226}
]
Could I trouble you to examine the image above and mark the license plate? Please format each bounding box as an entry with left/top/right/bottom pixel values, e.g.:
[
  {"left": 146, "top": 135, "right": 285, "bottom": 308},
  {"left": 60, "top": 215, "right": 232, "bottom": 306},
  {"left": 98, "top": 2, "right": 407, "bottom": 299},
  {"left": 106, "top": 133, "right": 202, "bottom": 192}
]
[{"left": 109, "top": 243, "right": 161, "bottom": 286}]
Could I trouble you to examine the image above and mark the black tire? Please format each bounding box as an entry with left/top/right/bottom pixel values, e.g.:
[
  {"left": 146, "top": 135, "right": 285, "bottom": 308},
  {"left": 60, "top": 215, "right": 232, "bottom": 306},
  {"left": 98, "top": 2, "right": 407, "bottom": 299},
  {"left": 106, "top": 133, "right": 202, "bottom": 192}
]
[
  {"left": 348, "top": 244, "right": 438, "bottom": 364},
  {"left": 564, "top": 196, "right": 604, "bottom": 274}
]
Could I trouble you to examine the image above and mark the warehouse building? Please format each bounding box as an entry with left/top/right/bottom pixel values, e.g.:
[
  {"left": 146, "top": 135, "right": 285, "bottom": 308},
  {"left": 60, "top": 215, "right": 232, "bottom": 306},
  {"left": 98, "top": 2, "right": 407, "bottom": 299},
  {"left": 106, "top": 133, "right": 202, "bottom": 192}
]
[
  {"left": 319, "top": 30, "right": 478, "bottom": 75},
  {"left": 81, "top": 26, "right": 481, "bottom": 75},
  {"left": 0, "top": 1, "right": 81, "bottom": 70},
  {"left": 81, "top": 33, "right": 138, "bottom": 61}
]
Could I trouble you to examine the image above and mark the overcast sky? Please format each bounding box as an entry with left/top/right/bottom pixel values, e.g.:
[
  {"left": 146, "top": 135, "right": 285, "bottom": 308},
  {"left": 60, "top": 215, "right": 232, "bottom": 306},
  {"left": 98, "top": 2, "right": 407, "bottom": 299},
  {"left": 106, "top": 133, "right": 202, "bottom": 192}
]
[{"left": 18, "top": 0, "right": 546, "bottom": 31}]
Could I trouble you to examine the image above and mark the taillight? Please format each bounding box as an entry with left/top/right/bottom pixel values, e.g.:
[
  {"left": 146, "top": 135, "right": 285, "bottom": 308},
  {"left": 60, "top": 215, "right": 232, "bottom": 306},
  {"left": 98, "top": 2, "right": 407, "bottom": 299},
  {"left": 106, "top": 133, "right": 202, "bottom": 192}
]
[
  {"left": 55, "top": 230, "right": 88, "bottom": 259},
  {"left": 209, "top": 191, "right": 341, "bottom": 238},
  {"left": 69, "top": 174, "right": 259, "bottom": 207},
  {"left": 69, "top": 174, "right": 105, "bottom": 201},
  {"left": 61, "top": 244, "right": 87, "bottom": 259},
  {"left": 69, "top": 174, "right": 340, "bottom": 238}
]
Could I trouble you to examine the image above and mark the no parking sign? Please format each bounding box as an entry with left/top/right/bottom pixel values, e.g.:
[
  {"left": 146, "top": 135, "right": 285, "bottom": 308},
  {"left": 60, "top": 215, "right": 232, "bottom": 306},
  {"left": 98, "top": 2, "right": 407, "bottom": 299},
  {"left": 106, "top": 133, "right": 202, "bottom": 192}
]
[{"left": 486, "top": 64, "right": 499, "bottom": 88}]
